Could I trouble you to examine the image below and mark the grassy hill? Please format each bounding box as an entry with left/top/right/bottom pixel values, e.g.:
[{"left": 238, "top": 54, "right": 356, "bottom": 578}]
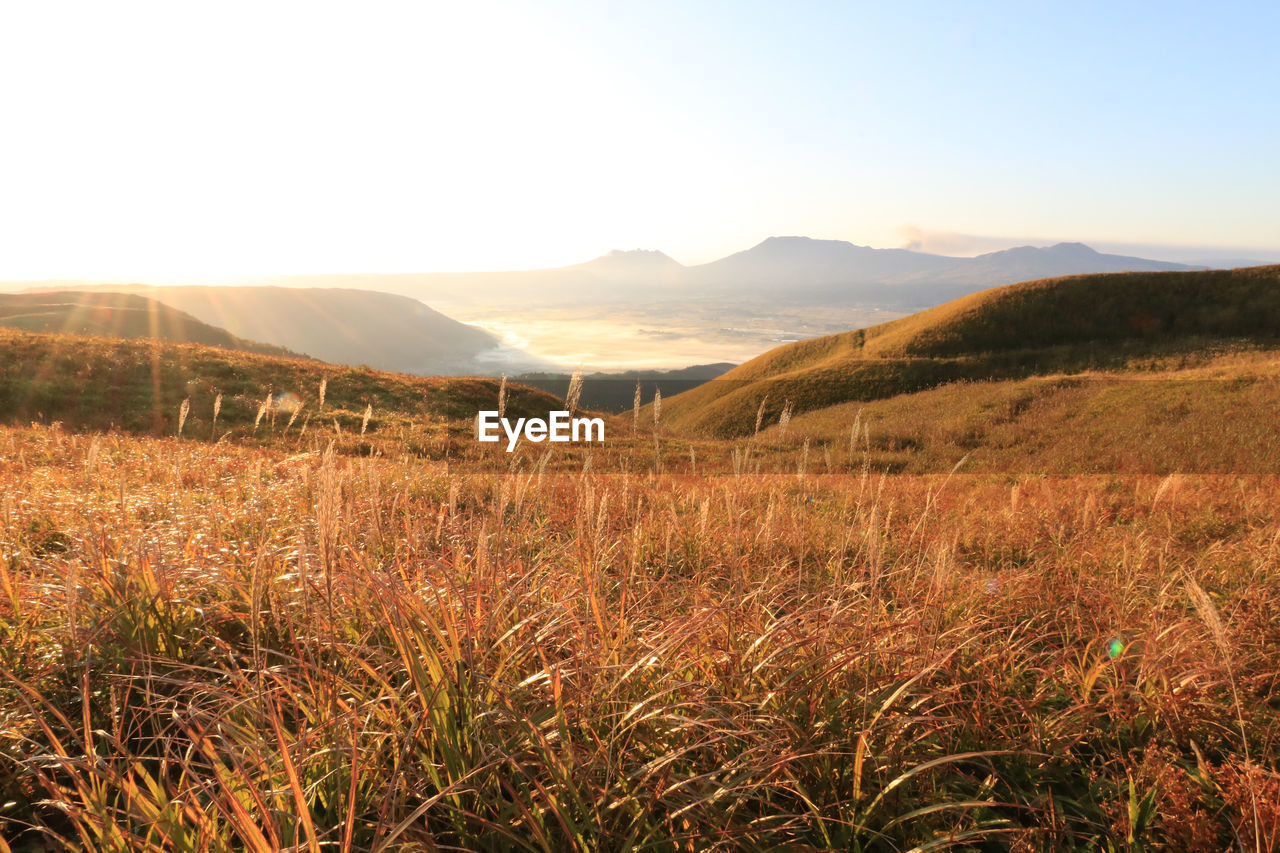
[
  {"left": 657, "top": 265, "right": 1280, "bottom": 436},
  {"left": 74, "top": 284, "right": 509, "bottom": 376},
  {"left": 735, "top": 353, "right": 1280, "bottom": 474},
  {"left": 0, "top": 326, "right": 560, "bottom": 437},
  {"left": 0, "top": 291, "right": 301, "bottom": 358}
]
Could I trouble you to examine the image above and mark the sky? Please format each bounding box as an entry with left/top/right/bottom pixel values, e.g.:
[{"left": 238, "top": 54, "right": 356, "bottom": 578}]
[{"left": 1, "top": 1, "right": 1278, "bottom": 280}]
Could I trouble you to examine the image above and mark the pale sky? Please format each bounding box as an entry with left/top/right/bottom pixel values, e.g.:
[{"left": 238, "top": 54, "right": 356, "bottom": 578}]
[{"left": 2, "top": 1, "right": 1278, "bottom": 280}]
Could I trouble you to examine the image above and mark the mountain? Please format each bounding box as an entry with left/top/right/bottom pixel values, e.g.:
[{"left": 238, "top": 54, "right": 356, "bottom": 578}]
[
  {"left": 887, "top": 242, "right": 1192, "bottom": 289},
  {"left": 0, "top": 291, "right": 300, "bottom": 358},
  {"left": 189, "top": 238, "right": 1201, "bottom": 313},
  {"left": 686, "top": 238, "right": 1196, "bottom": 306},
  {"left": 690, "top": 236, "right": 954, "bottom": 290},
  {"left": 60, "top": 285, "right": 515, "bottom": 376},
  {"left": 574, "top": 249, "right": 685, "bottom": 283},
  {"left": 652, "top": 265, "right": 1280, "bottom": 437},
  {"left": 4, "top": 239, "right": 1210, "bottom": 316}
]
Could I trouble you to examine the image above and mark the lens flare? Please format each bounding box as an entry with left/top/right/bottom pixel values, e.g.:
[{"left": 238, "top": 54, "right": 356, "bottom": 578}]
[{"left": 275, "top": 392, "right": 302, "bottom": 414}]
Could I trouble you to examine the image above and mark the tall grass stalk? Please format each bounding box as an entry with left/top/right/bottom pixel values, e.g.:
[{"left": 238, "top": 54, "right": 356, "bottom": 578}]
[
  {"left": 1185, "top": 574, "right": 1264, "bottom": 850},
  {"left": 565, "top": 370, "right": 584, "bottom": 416},
  {"left": 632, "top": 380, "right": 642, "bottom": 433},
  {"left": 254, "top": 392, "right": 271, "bottom": 432},
  {"left": 287, "top": 401, "right": 305, "bottom": 431},
  {"left": 778, "top": 399, "right": 794, "bottom": 437}
]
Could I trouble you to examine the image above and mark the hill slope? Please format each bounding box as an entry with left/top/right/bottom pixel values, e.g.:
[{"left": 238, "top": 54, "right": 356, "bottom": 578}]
[
  {"left": 70, "top": 285, "right": 511, "bottom": 376},
  {"left": 0, "top": 291, "right": 301, "bottom": 358},
  {"left": 761, "top": 360, "right": 1280, "bottom": 474},
  {"left": 0, "top": 327, "right": 560, "bottom": 436},
  {"left": 656, "top": 265, "right": 1280, "bottom": 436}
]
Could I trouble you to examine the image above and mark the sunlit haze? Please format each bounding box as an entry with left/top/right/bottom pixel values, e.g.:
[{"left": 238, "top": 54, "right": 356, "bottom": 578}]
[{"left": 2, "top": 1, "right": 1278, "bottom": 280}]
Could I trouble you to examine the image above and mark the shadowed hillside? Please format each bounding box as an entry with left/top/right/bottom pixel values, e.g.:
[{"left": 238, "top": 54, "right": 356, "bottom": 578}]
[
  {"left": 0, "top": 291, "right": 301, "bottom": 358},
  {"left": 516, "top": 363, "right": 736, "bottom": 412},
  {"left": 657, "top": 265, "right": 1280, "bottom": 436}
]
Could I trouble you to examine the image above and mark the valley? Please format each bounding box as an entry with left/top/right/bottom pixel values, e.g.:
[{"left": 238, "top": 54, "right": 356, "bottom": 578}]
[
  {"left": 454, "top": 300, "right": 904, "bottom": 372},
  {"left": 2, "top": 237, "right": 1218, "bottom": 378}
]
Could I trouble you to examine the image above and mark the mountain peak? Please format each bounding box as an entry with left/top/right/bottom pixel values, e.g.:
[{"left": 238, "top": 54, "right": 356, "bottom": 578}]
[
  {"left": 580, "top": 248, "right": 683, "bottom": 272},
  {"left": 600, "top": 248, "right": 679, "bottom": 262},
  {"left": 755, "top": 235, "right": 866, "bottom": 250},
  {"left": 1045, "top": 241, "right": 1099, "bottom": 256},
  {"left": 978, "top": 242, "right": 1101, "bottom": 261}
]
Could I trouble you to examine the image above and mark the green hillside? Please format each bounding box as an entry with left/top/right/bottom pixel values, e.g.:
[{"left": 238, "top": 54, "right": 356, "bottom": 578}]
[
  {"left": 657, "top": 265, "right": 1280, "bottom": 436},
  {"left": 0, "top": 327, "right": 559, "bottom": 436},
  {"left": 0, "top": 291, "right": 302, "bottom": 358}
]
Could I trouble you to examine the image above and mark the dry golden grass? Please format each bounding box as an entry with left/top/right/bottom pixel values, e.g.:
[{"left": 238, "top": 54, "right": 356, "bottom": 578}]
[
  {"left": 0, "top": 327, "right": 562, "bottom": 437},
  {"left": 1, "top": 423, "right": 1277, "bottom": 851},
  {"left": 757, "top": 361, "right": 1280, "bottom": 475}
]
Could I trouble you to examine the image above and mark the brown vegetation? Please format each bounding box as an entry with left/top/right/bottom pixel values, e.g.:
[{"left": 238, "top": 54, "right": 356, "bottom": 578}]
[{"left": 0, "top": 423, "right": 1276, "bottom": 850}]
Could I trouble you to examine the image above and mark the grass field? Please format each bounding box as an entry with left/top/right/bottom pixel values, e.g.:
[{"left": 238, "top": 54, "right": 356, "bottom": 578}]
[
  {"left": 1, "top": 422, "right": 1277, "bottom": 851},
  {"left": 2, "top": 267, "right": 1280, "bottom": 850}
]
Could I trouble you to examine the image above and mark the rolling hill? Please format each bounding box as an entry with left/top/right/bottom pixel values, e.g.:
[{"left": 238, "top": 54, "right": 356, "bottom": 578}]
[
  {"left": 0, "top": 291, "right": 301, "bottom": 358},
  {"left": 0, "top": 326, "right": 560, "bottom": 436},
  {"left": 757, "top": 363, "right": 1280, "bottom": 474},
  {"left": 655, "top": 265, "right": 1280, "bottom": 437},
  {"left": 56, "top": 285, "right": 519, "bottom": 376}
]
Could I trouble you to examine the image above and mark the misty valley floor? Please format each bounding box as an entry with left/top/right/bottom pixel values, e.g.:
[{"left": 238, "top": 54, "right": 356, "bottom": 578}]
[{"left": 1, "top": 425, "right": 1277, "bottom": 851}]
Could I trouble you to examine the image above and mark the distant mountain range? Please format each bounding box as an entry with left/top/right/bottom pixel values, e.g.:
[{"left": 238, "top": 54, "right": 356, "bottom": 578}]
[
  {"left": 662, "top": 237, "right": 1194, "bottom": 305},
  {"left": 174, "top": 238, "right": 1201, "bottom": 312}
]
